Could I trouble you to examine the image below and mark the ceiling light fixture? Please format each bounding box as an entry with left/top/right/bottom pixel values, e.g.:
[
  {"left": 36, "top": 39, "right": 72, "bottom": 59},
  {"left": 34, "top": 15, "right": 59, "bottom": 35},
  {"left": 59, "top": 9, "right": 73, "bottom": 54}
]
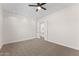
[
  {"left": 37, "top": 6, "right": 41, "bottom": 10},
  {"left": 28, "top": 3, "right": 47, "bottom": 12}
]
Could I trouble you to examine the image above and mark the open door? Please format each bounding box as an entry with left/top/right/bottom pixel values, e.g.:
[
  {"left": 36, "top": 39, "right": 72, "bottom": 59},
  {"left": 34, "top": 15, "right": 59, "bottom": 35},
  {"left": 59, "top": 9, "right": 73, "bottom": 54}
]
[{"left": 39, "top": 20, "right": 48, "bottom": 40}]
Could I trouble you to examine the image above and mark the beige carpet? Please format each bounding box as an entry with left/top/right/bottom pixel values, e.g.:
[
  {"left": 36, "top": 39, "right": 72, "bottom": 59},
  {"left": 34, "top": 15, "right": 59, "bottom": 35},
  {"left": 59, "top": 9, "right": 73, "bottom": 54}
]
[{"left": 0, "top": 38, "right": 79, "bottom": 56}]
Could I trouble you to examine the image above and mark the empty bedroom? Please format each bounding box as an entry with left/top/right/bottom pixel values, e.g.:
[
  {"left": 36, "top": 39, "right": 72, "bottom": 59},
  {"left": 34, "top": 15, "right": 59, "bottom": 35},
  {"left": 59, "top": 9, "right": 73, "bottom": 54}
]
[{"left": 0, "top": 3, "right": 79, "bottom": 56}]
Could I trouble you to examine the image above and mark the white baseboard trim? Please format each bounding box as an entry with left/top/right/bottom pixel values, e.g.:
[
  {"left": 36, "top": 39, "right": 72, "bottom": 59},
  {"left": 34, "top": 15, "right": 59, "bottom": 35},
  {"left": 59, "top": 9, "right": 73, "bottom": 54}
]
[
  {"left": 46, "top": 40, "right": 79, "bottom": 50},
  {"left": 3, "top": 37, "right": 36, "bottom": 45}
]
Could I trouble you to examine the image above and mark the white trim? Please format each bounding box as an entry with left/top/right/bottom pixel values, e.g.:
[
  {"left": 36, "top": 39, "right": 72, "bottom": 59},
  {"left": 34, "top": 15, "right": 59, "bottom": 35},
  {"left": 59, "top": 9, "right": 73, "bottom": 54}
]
[
  {"left": 46, "top": 40, "right": 79, "bottom": 50},
  {"left": 3, "top": 37, "right": 36, "bottom": 45}
]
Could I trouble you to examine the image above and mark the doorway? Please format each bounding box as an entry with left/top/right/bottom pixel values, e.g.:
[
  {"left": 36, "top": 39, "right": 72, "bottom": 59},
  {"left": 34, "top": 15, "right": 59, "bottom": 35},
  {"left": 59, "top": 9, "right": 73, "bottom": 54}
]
[{"left": 38, "top": 20, "right": 48, "bottom": 40}]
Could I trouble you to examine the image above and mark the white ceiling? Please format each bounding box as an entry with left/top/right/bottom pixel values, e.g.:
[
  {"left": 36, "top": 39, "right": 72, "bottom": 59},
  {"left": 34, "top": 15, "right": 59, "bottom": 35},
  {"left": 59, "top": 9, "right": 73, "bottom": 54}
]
[{"left": 2, "top": 3, "right": 76, "bottom": 20}]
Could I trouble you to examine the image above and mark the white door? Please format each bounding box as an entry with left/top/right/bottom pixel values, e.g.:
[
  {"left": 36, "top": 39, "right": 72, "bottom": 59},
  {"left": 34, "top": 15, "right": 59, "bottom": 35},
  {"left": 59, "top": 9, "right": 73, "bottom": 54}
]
[{"left": 39, "top": 20, "right": 48, "bottom": 40}]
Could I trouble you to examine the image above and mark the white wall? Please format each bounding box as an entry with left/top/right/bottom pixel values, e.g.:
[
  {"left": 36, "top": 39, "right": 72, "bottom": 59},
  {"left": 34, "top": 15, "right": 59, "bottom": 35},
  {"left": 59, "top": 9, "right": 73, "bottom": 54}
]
[
  {"left": 2, "top": 12, "right": 36, "bottom": 44},
  {"left": 40, "top": 4, "right": 79, "bottom": 50},
  {"left": 0, "top": 4, "right": 3, "bottom": 48}
]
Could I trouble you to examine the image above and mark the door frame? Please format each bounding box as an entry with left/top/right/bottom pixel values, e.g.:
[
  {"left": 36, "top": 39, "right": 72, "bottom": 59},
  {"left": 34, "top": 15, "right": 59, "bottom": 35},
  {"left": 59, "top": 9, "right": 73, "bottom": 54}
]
[{"left": 38, "top": 19, "right": 48, "bottom": 40}]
